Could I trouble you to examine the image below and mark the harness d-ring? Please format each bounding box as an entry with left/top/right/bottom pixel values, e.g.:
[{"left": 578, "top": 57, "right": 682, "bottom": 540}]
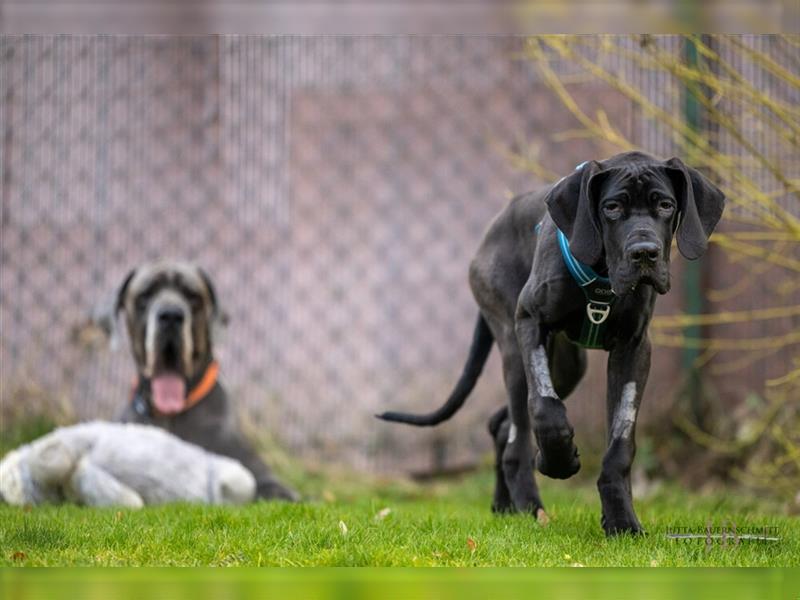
[{"left": 587, "top": 303, "right": 611, "bottom": 325}]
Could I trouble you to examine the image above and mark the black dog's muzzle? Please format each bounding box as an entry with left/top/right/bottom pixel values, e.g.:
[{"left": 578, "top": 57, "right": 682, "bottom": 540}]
[
  {"left": 627, "top": 240, "right": 661, "bottom": 268},
  {"left": 618, "top": 231, "right": 670, "bottom": 295},
  {"left": 623, "top": 229, "right": 664, "bottom": 268}
]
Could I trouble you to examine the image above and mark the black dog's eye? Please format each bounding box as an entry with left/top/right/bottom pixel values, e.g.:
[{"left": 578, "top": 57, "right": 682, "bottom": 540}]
[
  {"left": 602, "top": 201, "right": 622, "bottom": 219},
  {"left": 658, "top": 199, "right": 675, "bottom": 213}
]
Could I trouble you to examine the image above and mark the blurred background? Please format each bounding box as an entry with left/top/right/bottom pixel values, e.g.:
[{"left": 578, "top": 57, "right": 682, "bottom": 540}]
[
  {"left": 1, "top": 0, "right": 797, "bottom": 34},
  {"left": 0, "top": 35, "right": 797, "bottom": 503}
]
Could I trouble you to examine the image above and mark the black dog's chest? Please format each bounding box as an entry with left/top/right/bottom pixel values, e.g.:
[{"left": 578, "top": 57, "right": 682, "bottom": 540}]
[
  {"left": 556, "top": 303, "right": 630, "bottom": 351},
  {"left": 557, "top": 291, "right": 650, "bottom": 351},
  {"left": 557, "top": 309, "right": 609, "bottom": 350},
  {"left": 560, "top": 311, "right": 590, "bottom": 346}
]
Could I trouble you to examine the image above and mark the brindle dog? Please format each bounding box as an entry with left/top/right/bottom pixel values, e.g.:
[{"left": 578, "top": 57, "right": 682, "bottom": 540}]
[{"left": 113, "top": 260, "right": 298, "bottom": 501}]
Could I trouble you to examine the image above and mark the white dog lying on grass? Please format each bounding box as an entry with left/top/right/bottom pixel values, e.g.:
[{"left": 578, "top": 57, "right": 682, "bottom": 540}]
[{"left": 0, "top": 421, "right": 256, "bottom": 508}]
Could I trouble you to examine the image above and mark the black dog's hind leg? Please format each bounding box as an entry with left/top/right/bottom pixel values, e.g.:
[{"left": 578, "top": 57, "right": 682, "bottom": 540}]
[
  {"left": 489, "top": 402, "right": 548, "bottom": 524},
  {"left": 515, "top": 308, "right": 581, "bottom": 480},
  {"left": 496, "top": 346, "right": 549, "bottom": 520},
  {"left": 488, "top": 406, "right": 513, "bottom": 513},
  {"left": 489, "top": 333, "right": 585, "bottom": 515},
  {"left": 598, "top": 332, "right": 650, "bottom": 536}
]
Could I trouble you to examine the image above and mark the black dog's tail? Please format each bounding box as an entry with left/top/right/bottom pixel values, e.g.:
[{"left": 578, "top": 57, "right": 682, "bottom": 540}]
[{"left": 376, "top": 313, "right": 494, "bottom": 426}]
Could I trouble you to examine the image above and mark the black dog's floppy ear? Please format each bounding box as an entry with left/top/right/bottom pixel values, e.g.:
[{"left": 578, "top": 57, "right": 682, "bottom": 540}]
[
  {"left": 545, "top": 160, "right": 605, "bottom": 266},
  {"left": 664, "top": 157, "right": 726, "bottom": 260},
  {"left": 198, "top": 267, "right": 230, "bottom": 327}
]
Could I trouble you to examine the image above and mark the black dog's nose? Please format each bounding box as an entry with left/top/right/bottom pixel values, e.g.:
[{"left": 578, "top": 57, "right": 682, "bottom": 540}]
[
  {"left": 628, "top": 241, "right": 661, "bottom": 266},
  {"left": 157, "top": 306, "right": 185, "bottom": 326}
]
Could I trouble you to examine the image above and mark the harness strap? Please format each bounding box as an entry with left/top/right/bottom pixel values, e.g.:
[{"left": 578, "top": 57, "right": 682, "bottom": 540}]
[
  {"left": 534, "top": 222, "right": 616, "bottom": 349},
  {"left": 555, "top": 229, "right": 615, "bottom": 348}
]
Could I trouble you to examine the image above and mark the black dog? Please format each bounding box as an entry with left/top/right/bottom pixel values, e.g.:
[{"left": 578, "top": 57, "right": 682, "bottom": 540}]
[
  {"left": 112, "top": 260, "right": 298, "bottom": 502},
  {"left": 379, "top": 152, "right": 724, "bottom": 535}
]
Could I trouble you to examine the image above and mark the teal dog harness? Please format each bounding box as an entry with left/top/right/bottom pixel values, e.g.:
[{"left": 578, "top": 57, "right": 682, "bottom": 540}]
[
  {"left": 533, "top": 222, "right": 615, "bottom": 349},
  {"left": 555, "top": 228, "right": 615, "bottom": 349}
]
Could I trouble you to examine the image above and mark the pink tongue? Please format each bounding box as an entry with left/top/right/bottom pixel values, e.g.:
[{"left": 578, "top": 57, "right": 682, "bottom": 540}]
[{"left": 151, "top": 374, "right": 186, "bottom": 415}]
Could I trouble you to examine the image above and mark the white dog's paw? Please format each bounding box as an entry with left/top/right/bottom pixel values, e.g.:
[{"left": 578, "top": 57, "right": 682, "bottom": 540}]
[{"left": 216, "top": 461, "right": 256, "bottom": 505}]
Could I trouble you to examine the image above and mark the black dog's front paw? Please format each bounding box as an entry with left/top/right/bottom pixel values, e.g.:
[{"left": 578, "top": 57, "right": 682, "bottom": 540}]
[
  {"left": 598, "top": 479, "right": 643, "bottom": 536},
  {"left": 601, "top": 512, "right": 645, "bottom": 537},
  {"left": 533, "top": 426, "right": 580, "bottom": 479},
  {"left": 533, "top": 398, "right": 581, "bottom": 479},
  {"left": 535, "top": 445, "right": 580, "bottom": 479}
]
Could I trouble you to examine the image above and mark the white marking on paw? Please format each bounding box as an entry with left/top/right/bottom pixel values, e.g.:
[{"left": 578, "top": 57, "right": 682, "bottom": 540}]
[
  {"left": 611, "top": 382, "right": 637, "bottom": 439},
  {"left": 508, "top": 423, "right": 517, "bottom": 444},
  {"left": 532, "top": 345, "right": 558, "bottom": 399}
]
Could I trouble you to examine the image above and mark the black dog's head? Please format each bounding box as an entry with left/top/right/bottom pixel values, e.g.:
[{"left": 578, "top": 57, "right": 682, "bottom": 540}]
[
  {"left": 114, "top": 260, "right": 225, "bottom": 414},
  {"left": 546, "top": 151, "right": 725, "bottom": 295}
]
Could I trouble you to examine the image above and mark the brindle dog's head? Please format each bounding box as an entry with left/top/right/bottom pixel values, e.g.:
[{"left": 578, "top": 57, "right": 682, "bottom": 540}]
[
  {"left": 546, "top": 151, "right": 725, "bottom": 295},
  {"left": 114, "top": 260, "right": 225, "bottom": 414}
]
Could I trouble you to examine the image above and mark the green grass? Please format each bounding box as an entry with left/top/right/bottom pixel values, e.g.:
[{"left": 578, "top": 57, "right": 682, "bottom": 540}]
[{"left": 1, "top": 466, "right": 797, "bottom": 567}]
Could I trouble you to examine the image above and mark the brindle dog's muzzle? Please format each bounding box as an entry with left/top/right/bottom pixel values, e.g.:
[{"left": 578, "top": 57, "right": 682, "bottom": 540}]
[{"left": 145, "top": 291, "right": 194, "bottom": 415}]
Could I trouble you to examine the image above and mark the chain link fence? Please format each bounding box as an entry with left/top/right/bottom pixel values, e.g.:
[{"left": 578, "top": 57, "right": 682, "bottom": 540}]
[{"left": 1, "top": 35, "right": 797, "bottom": 473}]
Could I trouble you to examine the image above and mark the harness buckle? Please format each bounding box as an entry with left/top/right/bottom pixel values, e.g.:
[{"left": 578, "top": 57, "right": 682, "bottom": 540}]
[{"left": 586, "top": 303, "right": 611, "bottom": 325}]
